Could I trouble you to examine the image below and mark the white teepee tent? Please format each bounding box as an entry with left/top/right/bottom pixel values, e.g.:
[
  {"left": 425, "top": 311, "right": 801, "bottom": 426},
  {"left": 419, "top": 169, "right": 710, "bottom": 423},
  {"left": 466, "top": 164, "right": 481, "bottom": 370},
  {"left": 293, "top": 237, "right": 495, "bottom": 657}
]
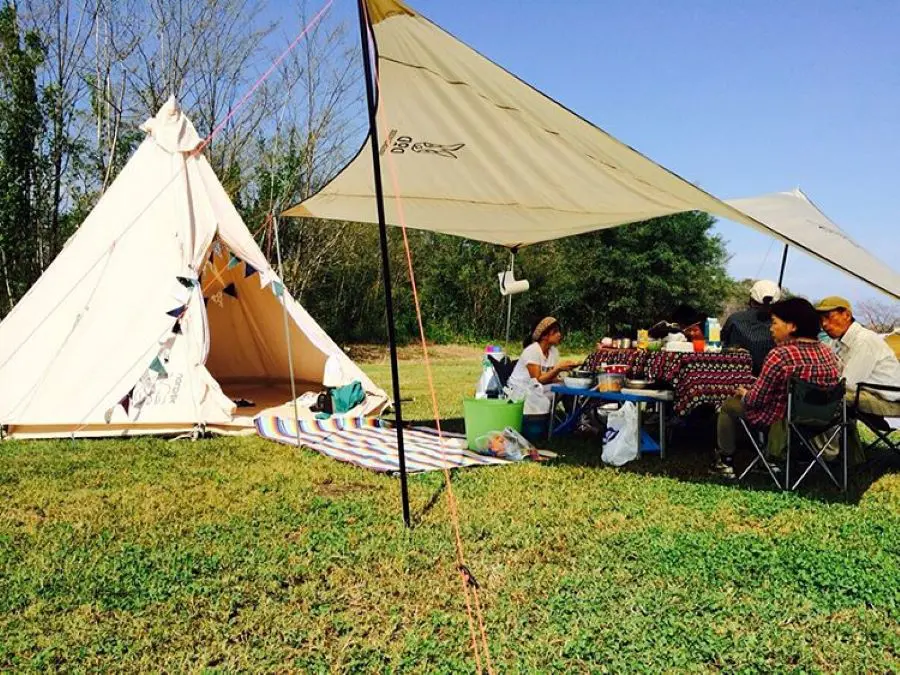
[{"left": 0, "top": 98, "right": 387, "bottom": 439}]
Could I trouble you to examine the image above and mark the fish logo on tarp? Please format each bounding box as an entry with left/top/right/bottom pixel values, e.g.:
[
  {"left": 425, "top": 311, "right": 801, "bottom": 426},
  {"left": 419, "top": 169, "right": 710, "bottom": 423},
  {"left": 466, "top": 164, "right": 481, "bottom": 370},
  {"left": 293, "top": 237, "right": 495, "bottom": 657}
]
[{"left": 381, "top": 129, "right": 465, "bottom": 159}]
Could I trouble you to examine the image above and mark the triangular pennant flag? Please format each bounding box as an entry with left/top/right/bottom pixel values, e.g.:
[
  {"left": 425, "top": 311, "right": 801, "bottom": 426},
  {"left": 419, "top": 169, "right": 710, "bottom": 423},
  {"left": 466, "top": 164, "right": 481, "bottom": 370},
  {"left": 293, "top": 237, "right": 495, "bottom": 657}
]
[
  {"left": 227, "top": 254, "right": 241, "bottom": 270},
  {"left": 149, "top": 356, "right": 167, "bottom": 377},
  {"left": 173, "top": 320, "right": 182, "bottom": 335},
  {"left": 203, "top": 296, "right": 209, "bottom": 306},
  {"left": 120, "top": 388, "right": 133, "bottom": 416},
  {"left": 166, "top": 305, "right": 186, "bottom": 318},
  {"left": 176, "top": 276, "right": 197, "bottom": 289},
  {"left": 244, "top": 263, "right": 257, "bottom": 278},
  {"left": 208, "top": 250, "right": 215, "bottom": 264},
  {"left": 271, "top": 281, "right": 284, "bottom": 298},
  {"left": 223, "top": 282, "right": 237, "bottom": 298}
]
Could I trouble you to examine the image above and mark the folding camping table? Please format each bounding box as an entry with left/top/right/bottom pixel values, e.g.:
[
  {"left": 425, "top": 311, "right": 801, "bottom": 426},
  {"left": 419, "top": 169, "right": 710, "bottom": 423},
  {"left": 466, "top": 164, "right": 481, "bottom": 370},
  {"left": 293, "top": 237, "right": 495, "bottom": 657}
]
[{"left": 549, "top": 385, "right": 674, "bottom": 458}]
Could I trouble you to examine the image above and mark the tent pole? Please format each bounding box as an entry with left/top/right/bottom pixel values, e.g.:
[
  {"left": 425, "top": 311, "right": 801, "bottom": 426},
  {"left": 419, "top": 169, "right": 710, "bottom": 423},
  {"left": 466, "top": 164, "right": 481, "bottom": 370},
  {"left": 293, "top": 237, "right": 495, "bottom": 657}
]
[
  {"left": 272, "top": 215, "right": 302, "bottom": 447},
  {"left": 777, "top": 244, "right": 789, "bottom": 287},
  {"left": 357, "top": 0, "right": 411, "bottom": 528},
  {"left": 504, "top": 249, "right": 515, "bottom": 346}
]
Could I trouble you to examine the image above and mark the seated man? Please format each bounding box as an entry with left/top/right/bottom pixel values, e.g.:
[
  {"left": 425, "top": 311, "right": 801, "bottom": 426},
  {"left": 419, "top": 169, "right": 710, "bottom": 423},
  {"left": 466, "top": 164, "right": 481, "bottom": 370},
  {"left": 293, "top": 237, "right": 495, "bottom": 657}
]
[
  {"left": 816, "top": 296, "right": 900, "bottom": 418},
  {"left": 713, "top": 298, "right": 840, "bottom": 477},
  {"left": 722, "top": 279, "right": 781, "bottom": 374}
]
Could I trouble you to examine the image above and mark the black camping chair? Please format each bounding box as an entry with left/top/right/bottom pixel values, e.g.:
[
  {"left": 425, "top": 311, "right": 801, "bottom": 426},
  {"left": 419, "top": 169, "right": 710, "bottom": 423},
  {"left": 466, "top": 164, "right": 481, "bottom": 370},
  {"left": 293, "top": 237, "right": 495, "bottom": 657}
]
[
  {"left": 487, "top": 355, "right": 518, "bottom": 391},
  {"left": 738, "top": 377, "right": 848, "bottom": 492},
  {"left": 785, "top": 377, "right": 849, "bottom": 492},
  {"left": 737, "top": 420, "right": 783, "bottom": 489},
  {"left": 852, "top": 382, "right": 900, "bottom": 457}
]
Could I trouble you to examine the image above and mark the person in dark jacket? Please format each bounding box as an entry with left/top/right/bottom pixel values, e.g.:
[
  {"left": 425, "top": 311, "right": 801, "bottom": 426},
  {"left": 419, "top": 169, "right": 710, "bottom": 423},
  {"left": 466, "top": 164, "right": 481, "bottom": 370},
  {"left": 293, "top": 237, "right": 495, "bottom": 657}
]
[{"left": 722, "top": 279, "right": 781, "bottom": 374}]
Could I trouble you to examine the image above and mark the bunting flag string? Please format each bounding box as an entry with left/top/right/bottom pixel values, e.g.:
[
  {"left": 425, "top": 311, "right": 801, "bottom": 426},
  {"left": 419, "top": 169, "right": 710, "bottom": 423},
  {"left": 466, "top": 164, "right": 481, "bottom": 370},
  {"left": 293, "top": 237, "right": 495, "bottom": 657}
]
[
  {"left": 227, "top": 254, "right": 241, "bottom": 270},
  {"left": 173, "top": 320, "right": 182, "bottom": 335},
  {"left": 271, "top": 280, "right": 285, "bottom": 298},
  {"left": 222, "top": 282, "right": 238, "bottom": 299},
  {"left": 244, "top": 263, "right": 258, "bottom": 278},
  {"left": 166, "top": 305, "right": 187, "bottom": 318}
]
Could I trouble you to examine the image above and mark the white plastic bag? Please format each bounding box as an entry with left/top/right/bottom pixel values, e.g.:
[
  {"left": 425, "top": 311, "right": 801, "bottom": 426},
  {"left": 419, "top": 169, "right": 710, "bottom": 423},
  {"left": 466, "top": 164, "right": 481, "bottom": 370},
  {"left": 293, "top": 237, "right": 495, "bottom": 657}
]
[
  {"left": 475, "top": 367, "right": 500, "bottom": 399},
  {"left": 601, "top": 401, "right": 640, "bottom": 466},
  {"left": 474, "top": 426, "right": 534, "bottom": 460},
  {"left": 503, "top": 379, "right": 551, "bottom": 415}
]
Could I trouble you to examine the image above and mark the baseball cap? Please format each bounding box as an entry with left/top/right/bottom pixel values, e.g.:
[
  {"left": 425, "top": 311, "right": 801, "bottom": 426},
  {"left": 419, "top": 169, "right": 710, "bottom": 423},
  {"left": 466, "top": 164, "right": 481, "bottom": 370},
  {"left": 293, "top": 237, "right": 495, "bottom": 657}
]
[
  {"left": 814, "top": 296, "right": 852, "bottom": 313},
  {"left": 750, "top": 280, "right": 782, "bottom": 305}
]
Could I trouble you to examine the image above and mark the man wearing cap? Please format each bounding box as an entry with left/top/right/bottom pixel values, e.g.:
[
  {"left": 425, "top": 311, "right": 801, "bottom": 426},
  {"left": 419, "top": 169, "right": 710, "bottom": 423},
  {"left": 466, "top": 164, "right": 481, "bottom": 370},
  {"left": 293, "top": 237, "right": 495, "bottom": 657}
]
[
  {"left": 816, "top": 296, "right": 900, "bottom": 418},
  {"left": 721, "top": 280, "right": 782, "bottom": 374}
]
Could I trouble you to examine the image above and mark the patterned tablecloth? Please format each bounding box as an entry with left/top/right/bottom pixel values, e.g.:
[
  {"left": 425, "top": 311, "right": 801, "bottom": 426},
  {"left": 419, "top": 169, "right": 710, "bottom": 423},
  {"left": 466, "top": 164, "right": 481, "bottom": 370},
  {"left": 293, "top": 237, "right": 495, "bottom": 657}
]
[
  {"left": 583, "top": 348, "right": 650, "bottom": 376},
  {"left": 583, "top": 348, "right": 755, "bottom": 416}
]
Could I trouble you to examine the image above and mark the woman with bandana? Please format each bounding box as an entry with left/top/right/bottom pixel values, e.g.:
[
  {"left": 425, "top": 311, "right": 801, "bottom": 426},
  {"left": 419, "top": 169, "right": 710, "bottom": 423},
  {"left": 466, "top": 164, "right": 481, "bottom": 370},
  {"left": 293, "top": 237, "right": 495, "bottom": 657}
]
[{"left": 507, "top": 316, "right": 580, "bottom": 396}]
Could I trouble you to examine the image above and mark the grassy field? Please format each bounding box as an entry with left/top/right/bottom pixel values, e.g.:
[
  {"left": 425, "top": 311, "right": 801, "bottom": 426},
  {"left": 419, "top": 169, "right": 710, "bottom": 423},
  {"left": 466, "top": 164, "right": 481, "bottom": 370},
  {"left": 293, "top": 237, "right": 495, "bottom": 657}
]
[{"left": 1, "top": 346, "right": 899, "bottom": 672}]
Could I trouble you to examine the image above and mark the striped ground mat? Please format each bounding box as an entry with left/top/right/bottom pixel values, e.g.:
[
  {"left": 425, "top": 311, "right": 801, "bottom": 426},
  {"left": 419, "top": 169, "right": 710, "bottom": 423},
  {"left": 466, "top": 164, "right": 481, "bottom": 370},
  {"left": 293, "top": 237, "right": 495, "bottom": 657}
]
[{"left": 255, "top": 416, "right": 510, "bottom": 474}]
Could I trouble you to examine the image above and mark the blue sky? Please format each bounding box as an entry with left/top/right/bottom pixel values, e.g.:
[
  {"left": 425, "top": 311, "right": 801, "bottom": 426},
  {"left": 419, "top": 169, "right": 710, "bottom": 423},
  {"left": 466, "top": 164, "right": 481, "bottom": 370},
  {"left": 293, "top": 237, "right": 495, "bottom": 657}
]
[{"left": 283, "top": 0, "right": 899, "bottom": 305}]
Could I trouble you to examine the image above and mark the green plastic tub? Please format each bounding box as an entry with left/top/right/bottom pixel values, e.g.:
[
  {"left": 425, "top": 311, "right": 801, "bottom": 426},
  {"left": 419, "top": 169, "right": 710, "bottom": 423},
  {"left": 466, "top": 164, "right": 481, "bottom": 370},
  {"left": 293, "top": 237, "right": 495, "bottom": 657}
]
[{"left": 463, "top": 398, "right": 524, "bottom": 450}]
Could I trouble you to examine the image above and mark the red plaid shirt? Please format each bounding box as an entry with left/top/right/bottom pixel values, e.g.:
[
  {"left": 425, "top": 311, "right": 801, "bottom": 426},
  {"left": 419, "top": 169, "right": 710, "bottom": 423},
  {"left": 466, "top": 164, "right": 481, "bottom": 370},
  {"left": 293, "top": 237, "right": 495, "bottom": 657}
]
[{"left": 743, "top": 339, "right": 840, "bottom": 427}]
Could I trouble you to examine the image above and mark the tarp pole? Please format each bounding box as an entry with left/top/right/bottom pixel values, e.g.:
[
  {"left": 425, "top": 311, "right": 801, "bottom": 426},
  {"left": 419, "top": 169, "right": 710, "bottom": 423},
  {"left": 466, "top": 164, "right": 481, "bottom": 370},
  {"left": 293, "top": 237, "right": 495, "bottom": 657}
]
[
  {"left": 504, "top": 249, "right": 515, "bottom": 346},
  {"left": 272, "top": 215, "right": 302, "bottom": 448},
  {"left": 778, "top": 244, "right": 789, "bottom": 288},
  {"left": 357, "top": 0, "right": 411, "bottom": 528}
]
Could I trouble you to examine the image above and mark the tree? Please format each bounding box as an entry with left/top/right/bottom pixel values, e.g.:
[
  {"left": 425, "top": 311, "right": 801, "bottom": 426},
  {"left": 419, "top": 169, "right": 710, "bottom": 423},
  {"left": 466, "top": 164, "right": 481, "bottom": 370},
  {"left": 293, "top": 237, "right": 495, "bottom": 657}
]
[
  {"left": 0, "top": 3, "right": 44, "bottom": 311},
  {"left": 856, "top": 299, "right": 900, "bottom": 333}
]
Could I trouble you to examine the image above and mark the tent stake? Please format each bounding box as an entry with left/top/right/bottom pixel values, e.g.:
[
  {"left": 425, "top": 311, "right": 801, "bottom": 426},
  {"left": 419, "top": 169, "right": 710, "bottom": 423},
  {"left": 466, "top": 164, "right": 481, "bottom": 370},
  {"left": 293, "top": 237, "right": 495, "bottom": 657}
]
[
  {"left": 778, "top": 244, "right": 789, "bottom": 287},
  {"left": 357, "top": 0, "right": 411, "bottom": 528}
]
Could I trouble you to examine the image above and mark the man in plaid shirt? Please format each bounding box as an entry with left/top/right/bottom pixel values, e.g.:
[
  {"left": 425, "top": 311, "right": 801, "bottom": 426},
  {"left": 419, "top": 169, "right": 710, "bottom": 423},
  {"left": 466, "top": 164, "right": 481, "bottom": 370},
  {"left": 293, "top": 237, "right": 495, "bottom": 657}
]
[{"left": 715, "top": 298, "right": 840, "bottom": 477}]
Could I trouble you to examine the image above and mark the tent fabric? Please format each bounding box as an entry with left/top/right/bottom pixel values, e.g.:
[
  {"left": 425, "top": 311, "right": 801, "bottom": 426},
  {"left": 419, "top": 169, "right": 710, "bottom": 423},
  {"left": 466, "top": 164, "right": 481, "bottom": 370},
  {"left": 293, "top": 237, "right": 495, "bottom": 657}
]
[
  {"left": 725, "top": 189, "right": 899, "bottom": 299},
  {"left": 285, "top": 0, "right": 898, "bottom": 300},
  {"left": 283, "top": 0, "right": 773, "bottom": 248},
  {"left": 0, "top": 98, "right": 388, "bottom": 439}
]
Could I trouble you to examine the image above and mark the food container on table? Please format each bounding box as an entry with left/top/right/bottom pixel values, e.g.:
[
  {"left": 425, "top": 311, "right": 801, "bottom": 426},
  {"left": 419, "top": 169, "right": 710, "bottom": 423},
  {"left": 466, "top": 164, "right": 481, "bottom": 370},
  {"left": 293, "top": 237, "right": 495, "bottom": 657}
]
[
  {"left": 637, "top": 330, "right": 649, "bottom": 350},
  {"left": 563, "top": 376, "right": 593, "bottom": 389},
  {"left": 620, "top": 338, "right": 632, "bottom": 349},
  {"left": 624, "top": 379, "right": 652, "bottom": 390},
  {"left": 601, "top": 337, "right": 613, "bottom": 347},
  {"left": 692, "top": 339, "right": 706, "bottom": 353},
  {"left": 647, "top": 340, "right": 662, "bottom": 352},
  {"left": 605, "top": 364, "right": 629, "bottom": 375},
  {"left": 596, "top": 372, "right": 625, "bottom": 392}
]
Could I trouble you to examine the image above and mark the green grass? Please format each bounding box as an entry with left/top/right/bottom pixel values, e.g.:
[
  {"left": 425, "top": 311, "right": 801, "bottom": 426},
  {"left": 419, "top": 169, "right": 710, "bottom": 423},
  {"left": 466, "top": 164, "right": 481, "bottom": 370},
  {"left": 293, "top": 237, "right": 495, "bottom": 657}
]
[{"left": 1, "top": 350, "right": 898, "bottom": 672}]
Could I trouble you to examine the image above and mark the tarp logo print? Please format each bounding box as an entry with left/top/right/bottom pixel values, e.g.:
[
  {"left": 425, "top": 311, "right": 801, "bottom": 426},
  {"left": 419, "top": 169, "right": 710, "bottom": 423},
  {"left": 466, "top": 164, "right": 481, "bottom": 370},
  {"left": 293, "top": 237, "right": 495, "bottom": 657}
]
[{"left": 381, "top": 129, "right": 465, "bottom": 159}]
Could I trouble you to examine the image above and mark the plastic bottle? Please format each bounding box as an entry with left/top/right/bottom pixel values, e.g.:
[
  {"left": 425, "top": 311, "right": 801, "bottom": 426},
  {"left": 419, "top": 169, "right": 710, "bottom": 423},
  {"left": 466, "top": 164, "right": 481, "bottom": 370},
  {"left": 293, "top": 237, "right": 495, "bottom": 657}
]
[{"left": 707, "top": 319, "right": 722, "bottom": 350}]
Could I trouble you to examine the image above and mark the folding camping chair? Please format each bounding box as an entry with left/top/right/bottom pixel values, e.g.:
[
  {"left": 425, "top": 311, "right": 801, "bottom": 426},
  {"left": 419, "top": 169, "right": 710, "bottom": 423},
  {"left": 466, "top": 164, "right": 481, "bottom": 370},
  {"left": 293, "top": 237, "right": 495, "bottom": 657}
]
[
  {"left": 784, "top": 377, "right": 848, "bottom": 493},
  {"left": 852, "top": 382, "right": 900, "bottom": 457},
  {"left": 737, "top": 420, "right": 783, "bottom": 489},
  {"left": 738, "top": 378, "right": 849, "bottom": 492}
]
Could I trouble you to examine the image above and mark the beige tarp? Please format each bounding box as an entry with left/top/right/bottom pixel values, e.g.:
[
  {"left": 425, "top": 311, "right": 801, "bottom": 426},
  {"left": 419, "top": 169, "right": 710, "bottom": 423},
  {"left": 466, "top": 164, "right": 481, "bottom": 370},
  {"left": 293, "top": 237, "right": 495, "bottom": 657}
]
[
  {"left": 725, "top": 189, "right": 899, "bottom": 299},
  {"left": 285, "top": 0, "right": 898, "bottom": 300},
  {"left": 0, "top": 98, "right": 387, "bottom": 439},
  {"left": 284, "top": 0, "right": 774, "bottom": 246}
]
